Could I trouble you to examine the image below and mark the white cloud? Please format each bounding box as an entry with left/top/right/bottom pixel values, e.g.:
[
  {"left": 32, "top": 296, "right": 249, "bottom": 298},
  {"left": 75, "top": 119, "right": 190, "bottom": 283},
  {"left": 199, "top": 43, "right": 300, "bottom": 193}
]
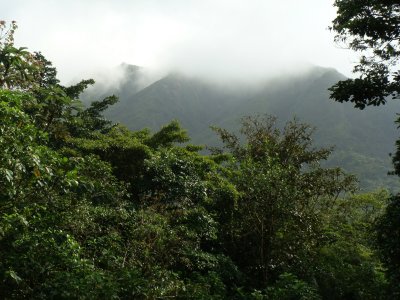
[{"left": 1, "top": 0, "right": 359, "bottom": 83}]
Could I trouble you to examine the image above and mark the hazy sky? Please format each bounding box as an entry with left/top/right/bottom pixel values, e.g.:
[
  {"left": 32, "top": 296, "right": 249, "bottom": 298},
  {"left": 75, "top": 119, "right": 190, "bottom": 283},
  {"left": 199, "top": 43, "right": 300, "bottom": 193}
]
[{"left": 2, "top": 0, "right": 359, "bottom": 83}]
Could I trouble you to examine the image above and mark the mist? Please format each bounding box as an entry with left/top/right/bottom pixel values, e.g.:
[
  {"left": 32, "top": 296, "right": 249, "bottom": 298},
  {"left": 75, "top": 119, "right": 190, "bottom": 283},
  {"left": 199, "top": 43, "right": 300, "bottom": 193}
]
[{"left": 2, "top": 0, "right": 359, "bottom": 84}]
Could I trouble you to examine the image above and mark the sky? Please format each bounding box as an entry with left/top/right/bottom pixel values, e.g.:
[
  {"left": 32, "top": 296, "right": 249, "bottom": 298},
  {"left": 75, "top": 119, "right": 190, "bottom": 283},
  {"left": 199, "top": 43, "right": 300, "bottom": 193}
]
[{"left": 1, "top": 0, "right": 359, "bottom": 84}]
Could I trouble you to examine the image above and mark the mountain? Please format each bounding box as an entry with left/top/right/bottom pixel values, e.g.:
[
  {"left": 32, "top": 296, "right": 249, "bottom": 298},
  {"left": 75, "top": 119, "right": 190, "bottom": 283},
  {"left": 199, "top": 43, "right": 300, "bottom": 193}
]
[{"left": 83, "top": 65, "right": 400, "bottom": 191}]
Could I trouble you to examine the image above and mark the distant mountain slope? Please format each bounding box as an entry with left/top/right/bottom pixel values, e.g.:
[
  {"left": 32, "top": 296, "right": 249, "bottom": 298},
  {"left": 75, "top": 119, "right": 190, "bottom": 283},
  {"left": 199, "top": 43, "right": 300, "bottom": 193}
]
[{"left": 84, "top": 65, "right": 400, "bottom": 191}]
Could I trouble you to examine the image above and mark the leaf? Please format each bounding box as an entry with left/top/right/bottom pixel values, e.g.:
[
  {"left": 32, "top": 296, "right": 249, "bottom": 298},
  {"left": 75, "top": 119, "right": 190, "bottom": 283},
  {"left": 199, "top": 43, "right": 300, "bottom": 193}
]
[
  {"left": 6, "top": 270, "right": 22, "bottom": 284},
  {"left": 4, "top": 169, "right": 13, "bottom": 182},
  {"left": 33, "top": 167, "right": 41, "bottom": 177}
]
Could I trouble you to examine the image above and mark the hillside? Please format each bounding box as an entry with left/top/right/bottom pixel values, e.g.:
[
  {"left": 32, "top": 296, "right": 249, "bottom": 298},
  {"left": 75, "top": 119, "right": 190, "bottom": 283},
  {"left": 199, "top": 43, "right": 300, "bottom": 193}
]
[{"left": 83, "top": 65, "right": 400, "bottom": 191}]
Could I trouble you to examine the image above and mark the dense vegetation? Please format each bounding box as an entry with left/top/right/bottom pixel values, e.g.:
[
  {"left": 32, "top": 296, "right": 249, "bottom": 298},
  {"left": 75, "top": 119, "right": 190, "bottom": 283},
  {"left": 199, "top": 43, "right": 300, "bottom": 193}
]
[
  {"left": 1, "top": 6, "right": 399, "bottom": 298},
  {"left": 330, "top": 1, "right": 400, "bottom": 297}
]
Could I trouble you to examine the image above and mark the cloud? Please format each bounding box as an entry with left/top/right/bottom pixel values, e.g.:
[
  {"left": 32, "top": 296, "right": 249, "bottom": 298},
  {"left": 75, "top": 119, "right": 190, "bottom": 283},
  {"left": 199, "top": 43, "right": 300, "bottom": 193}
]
[{"left": 2, "top": 0, "right": 359, "bottom": 84}]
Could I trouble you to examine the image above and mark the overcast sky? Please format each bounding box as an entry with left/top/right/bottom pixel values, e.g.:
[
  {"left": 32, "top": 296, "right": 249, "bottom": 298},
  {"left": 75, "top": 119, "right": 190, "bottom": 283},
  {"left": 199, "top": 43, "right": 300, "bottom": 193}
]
[{"left": 2, "top": 0, "right": 359, "bottom": 83}]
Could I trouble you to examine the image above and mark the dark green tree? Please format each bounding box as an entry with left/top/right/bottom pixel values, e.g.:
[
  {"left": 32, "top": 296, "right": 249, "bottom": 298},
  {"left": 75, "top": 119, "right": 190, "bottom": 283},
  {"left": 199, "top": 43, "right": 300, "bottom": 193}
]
[
  {"left": 0, "top": 20, "right": 40, "bottom": 90},
  {"left": 376, "top": 194, "right": 400, "bottom": 298},
  {"left": 329, "top": 1, "right": 400, "bottom": 109},
  {"left": 330, "top": 2, "right": 400, "bottom": 296},
  {"left": 329, "top": 1, "right": 400, "bottom": 176},
  {"left": 316, "top": 190, "right": 389, "bottom": 299},
  {"left": 0, "top": 90, "right": 129, "bottom": 298},
  {"left": 212, "top": 115, "right": 356, "bottom": 289}
]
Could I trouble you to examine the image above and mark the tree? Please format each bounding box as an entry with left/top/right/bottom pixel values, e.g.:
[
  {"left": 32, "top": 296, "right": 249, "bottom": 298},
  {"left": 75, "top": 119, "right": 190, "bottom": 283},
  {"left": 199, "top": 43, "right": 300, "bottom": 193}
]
[
  {"left": 329, "top": 2, "right": 400, "bottom": 174},
  {"left": 0, "top": 90, "right": 130, "bottom": 298},
  {"left": 376, "top": 194, "right": 400, "bottom": 298},
  {"left": 0, "top": 21, "right": 40, "bottom": 90},
  {"left": 0, "top": 21, "right": 237, "bottom": 298},
  {"left": 330, "top": 2, "right": 400, "bottom": 297},
  {"left": 316, "top": 190, "right": 389, "bottom": 299},
  {"left": 329, "top": 1, "right": 400, "bottom": 109},
  {"left": 211, "top": 115, "right": 356, "bottom": 288}
]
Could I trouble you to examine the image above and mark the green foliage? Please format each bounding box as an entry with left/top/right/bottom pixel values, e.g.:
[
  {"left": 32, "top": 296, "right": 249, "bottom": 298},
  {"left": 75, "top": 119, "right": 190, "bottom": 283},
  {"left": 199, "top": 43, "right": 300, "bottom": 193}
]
[
  {"left": 212, "top": 115, "right": 357, "bottom": 288},
  {"left": 330, "top": 4, "right": 400, "bottom": 298},
  {"left": 376, "top": 194, "right": 400, "bottom": 297},
  {"left": 0, "top": 90, "right": 51, "bottom": 201},
  {"left": 329, "top": 1, "right": 400, "bottom": 179},
  {"left": 316, "top": 190, "right": 389, "bottom": 299},
  {"left": 264, "top": 273, "right": 320, "bottom": 300},
  {"left": 146, "top": 119, "right": 190, "bottom": 148},
  {"left": 0, "top": 21, "right": 40, "bottom": 90},
  {"left": 0, "top": 90, "right": 128, "bottom": 298},
  {"left": 78, "top": 95, "right": 118, "bottom": 133},
  {"left": 329, "top": 1, "right": 400, "bottom": 109},
  {"left": 1, "top": 20, "right": 397, "bottom": 299}
]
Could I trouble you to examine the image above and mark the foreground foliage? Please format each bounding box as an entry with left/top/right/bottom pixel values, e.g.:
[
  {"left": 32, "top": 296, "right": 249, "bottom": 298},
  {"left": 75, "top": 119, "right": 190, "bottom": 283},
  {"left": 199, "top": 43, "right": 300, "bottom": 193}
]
[
  {"left": 330, "top": 2, "right": 400, "bottom": 297},
  {"left": 0, "top": 20, "right": 396, "bottom": 298}
]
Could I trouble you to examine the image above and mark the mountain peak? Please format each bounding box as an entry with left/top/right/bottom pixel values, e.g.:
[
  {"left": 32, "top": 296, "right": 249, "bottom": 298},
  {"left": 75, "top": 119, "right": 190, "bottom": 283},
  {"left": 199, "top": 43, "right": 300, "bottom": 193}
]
[{"left": 119, "top": 63, "right": 142, "bottom": 75}]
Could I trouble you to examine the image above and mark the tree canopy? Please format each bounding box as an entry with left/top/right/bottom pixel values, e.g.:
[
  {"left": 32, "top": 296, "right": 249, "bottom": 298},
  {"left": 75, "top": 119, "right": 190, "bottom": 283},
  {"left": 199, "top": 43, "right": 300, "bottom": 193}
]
[
  {"left": 329, "top": 1, "right": 400, "bottom": 109},
  {"left": 0, "top": 19, "right": 395, "bottom": 299},
  {"left": 330, "top": 2, "right": 400, "bottom": 297}
]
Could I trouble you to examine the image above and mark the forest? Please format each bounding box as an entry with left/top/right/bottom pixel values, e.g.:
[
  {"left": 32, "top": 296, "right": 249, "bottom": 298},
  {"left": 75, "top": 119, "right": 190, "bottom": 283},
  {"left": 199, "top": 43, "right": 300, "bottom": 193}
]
[{"left": 1, "top": 1, "right": 400, "bottom": 299}]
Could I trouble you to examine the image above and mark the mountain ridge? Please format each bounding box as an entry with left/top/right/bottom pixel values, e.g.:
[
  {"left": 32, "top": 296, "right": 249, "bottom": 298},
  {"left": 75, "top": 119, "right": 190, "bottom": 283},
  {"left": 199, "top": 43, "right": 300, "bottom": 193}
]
[{"left": 83, "top": 65, "right": 400, "bottom": 190}]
